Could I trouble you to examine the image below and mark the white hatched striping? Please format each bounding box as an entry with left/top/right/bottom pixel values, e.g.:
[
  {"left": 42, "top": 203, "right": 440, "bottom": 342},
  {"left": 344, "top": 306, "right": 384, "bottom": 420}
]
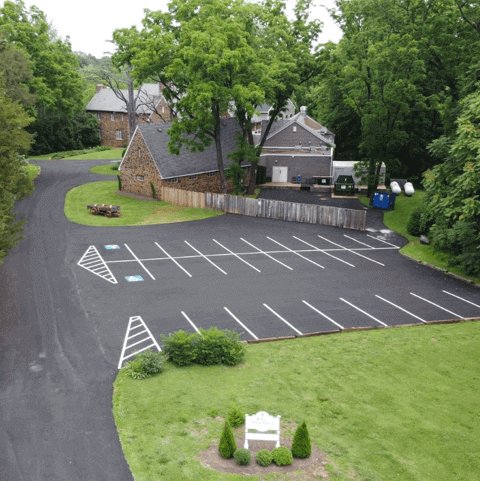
[
  {"left": 78, "top": 246, "right": 117, "bottom": 284},
  {"left": 118, "top": 316, "right": 161, "bottom": 369}
]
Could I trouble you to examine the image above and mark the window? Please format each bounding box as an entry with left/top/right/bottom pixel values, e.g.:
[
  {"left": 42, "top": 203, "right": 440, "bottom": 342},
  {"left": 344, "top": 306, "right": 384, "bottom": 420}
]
[
  {"left": 167, "top": 177, "right": 178, "bottom": 183},
  {"left": 162, "top": 106, "right": 165, "bottom": 114},
  {"left": 121, "top": 115, "right": 125, "bottom": 121},
  {"left": 111, "top": 113, "right": 115, "bottom": 121},
  {"left": 293, "top": 126, "right": 297, "bottom": 132},
  {"left": 207, "top": 172, "right": 216, "bottom": 177},
  {"left": 116, "top": 130, "right": 123, "bottom": 140},
  {"left": 189, "top": 174, "right": 198, "bottom": 180},
  {"left": 136, "top": 175, "right": 144, "bottom": 181},
  {"left": 94, "top": 112, "right": 101, "bottom": 120}
]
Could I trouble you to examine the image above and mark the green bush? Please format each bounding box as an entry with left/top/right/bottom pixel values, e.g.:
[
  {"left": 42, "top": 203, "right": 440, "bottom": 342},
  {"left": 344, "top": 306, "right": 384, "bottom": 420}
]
[
  {"left": 151, "top": 181, "right": 156, "bottom": 199},
  {"left": 256, "top": 449, "right": 272, "bottom": 467},
  {"left": 196, "top": 327, "right": 246, "bottom": 366},
  {"left": 207, "top": 408, "right": 218, "bottom": 418},
  {"left": 227, "top": 407, "right": 245, "bottom": 428},
  {"left": 218, "top": 422, "right": 237, "bottom": 459},
  {"left": 234, "top": 448, "right": 252, "bottom": 466},
  {"left": 272, "top": 446, "right": 293, "bottom": 466},
  {"left": 407, "top": 207, "right": 422, "bottom": 236},
  {"left": 110, "top": 162, "right": 121, "bottom": 170},
  {"left": 291, "top": 421, "right": 312, "bottom": 458},
  {"left": 117, "top": 174, "right": 122, "bottom": 191},
  {"left": 123, "top": 349, "right": 165, "bottom": 380},
  {"left": 160, "top": 330, "right": 198, "bottom": 366}
]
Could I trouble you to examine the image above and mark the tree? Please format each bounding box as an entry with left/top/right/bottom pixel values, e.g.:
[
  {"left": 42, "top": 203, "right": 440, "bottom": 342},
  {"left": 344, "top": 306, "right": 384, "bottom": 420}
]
[
  {"left": 291, "top": 420, "right": 312, "bottom": 458},
  {"left": 218, "top": 421, "right": 237, "bottom": 459}
]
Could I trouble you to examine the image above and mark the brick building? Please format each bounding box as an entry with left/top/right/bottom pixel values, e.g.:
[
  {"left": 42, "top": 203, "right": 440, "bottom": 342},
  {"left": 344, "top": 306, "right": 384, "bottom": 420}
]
[
  {"left": 85, "top": 84, "right": 173, "bottom": 148},
  {"left": 119, "top": 118, "right": 251, "bottom": 197},
  {"left": 255, "top": 106, "right": 336, "bottom": 184}
]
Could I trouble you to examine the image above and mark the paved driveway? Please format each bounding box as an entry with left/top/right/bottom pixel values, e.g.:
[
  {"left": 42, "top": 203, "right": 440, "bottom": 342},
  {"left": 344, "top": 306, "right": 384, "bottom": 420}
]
[{"left": 1, "top": 160, "right": 479, "bottom": 480}]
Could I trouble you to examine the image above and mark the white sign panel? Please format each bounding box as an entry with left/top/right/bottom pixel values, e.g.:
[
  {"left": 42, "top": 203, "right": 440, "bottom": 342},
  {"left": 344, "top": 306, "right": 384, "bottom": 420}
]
[{"left": 244, "top": 411, "right": 281, "bottom": 449}]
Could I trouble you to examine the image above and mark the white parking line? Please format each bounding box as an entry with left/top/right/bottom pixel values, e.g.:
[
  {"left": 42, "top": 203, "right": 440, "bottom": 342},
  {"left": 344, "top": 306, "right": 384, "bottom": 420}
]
[
  {"left": 181, "top": 311, "right": 202, "bottom": 335},
  {"left": 124, "top": 244, "right": 156, "bottom": 280},
  {"left": 78, "top": 245, "right": 118, "bottom": 284},
  {"left": 263, "top": 304, "right": 303, "bottom": 335},
  {"left": 442, "top": 291, "right": 480, "bottom": 309},
  {"left": 410, "top": 293, "right": 463, "bottom": 319},
  {"left": 339, "top": 298, "right": 388, "bottom": 326},
  {"left": 155, "top": 242, "right": 192, "bottom": 277},
  {"left": 344, "top": 235, "right": 375, "bottom": 248},
  {"left": 317, "top": 235, "right": 385, "bottom": 266},
  {"left": 240, "top": 238, "right": 293, "bottom": 270},
  {"left": 366, "top": 234, "right": 400, "bottom": 248},
  {"left": 293, "top": 236, "right": 355, "bottom": 267},
  {"left": 267, "top": 237, "right": 325, "bottom": 269},
  {"left": 375, "top": 295, "right": 426, "bottom": 323},
  {"left": 117, "top": 316, "right": 161, "bottom": 369},
  {"left": 302, "top": 300, "right": 344, "bottom": 329},
  {"left": 213, "top": 239, "right": 261, "bottom": 273},
  {"left": 184, "top": 241, "right": 228, "bottom": 275},
  {"left": 224, "top": 307, "right": 258, "bottom": 339}
]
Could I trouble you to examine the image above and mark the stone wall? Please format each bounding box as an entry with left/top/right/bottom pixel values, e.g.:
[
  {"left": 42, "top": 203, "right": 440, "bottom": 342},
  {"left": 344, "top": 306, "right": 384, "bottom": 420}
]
[{"left": 120, "top": 130, "right": 251, "bottom": 197}]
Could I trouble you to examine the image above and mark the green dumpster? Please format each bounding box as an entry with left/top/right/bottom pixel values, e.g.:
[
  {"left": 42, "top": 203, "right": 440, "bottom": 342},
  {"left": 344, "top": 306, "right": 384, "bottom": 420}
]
[{"left": 334, "top": 175, "right": 355, "bottom": 195}]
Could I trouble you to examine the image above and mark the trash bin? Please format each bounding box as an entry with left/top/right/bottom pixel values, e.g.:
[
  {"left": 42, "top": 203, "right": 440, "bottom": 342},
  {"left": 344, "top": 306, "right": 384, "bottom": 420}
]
[
  {"left": 372, "top": 191, "right": 396, "bottom": 210},
  {"left": 297, "top": 174, "right": 301, "bottom": 183},
  {"left": 334, "top": 175, "right": 355, "bottom": 195}
]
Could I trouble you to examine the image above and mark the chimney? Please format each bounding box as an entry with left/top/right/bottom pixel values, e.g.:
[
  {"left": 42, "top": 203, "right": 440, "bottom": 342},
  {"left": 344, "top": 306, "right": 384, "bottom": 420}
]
[
  {"left": 300, "top": 106, "right": 307, "bottom": 116},
  {"left": 95, "top": 84, "right": 104, "bottom": 94}
]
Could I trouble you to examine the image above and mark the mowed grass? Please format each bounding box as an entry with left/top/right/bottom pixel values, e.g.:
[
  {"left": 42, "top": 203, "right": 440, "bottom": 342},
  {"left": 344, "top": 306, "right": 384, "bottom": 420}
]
[
  {"left": 64, "top": 148, "right": 123, "bottom": 160},
  {"left": 89, "top": 163, "right": 121, "bottom": 176},
  {"left": 64, "top": 180, "right": 224, "bottom": 226},
  {"left": 113, "top": 322, "right": 480, "bottom": 481},
  {"left": 359, "top": 192, "right": 480, "bottom": 284}
]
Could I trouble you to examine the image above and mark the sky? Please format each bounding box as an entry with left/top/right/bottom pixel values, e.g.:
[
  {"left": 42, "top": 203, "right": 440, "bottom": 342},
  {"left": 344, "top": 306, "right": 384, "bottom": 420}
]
[{"left": 20, "top": 0, "right": 343, "bottom": 58}]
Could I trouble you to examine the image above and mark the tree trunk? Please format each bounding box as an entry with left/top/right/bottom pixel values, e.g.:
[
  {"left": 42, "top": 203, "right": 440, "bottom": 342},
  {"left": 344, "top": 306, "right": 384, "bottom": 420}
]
[
  {"left": 127, "top": 78, "right": 136, "bottom": 143},
  {"left": 246, "top": 127, "right": 257, "bottom": 194},
  {"left": 212, "top": 103, "right": 228, "bottom": 194}
]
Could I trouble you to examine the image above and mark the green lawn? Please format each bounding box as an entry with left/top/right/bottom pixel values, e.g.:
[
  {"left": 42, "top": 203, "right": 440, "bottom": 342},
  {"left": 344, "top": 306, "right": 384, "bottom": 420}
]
[
  {"left": 64, "top": 148, "right": 123, "bottom": 160},
  {"left": 89, "top": 163, "right": 121, "bottom": 176},
  {"left": 359, "top": 192, "right": 480, "bottom": 284},
  {"left": 113, "top": 322, "right": 480, "bottom": 481},
  {"left": 64, "top": 180, "right": 224, "bottom": 226}
]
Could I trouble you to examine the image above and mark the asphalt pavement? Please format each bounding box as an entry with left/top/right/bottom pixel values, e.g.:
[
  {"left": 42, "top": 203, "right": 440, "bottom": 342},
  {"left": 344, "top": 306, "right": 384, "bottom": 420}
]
[{"left": 1, "top": 160, "right": 479, "bottom": 481}]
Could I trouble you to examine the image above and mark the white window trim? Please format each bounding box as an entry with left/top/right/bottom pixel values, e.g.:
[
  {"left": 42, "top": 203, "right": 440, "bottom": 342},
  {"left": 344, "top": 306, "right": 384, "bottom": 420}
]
[
  {"left": 111, "top": 113, "right": 115, "bottom": 121},
  {"left": 116, "top": 130, "right": 123, "bottom": 140},
  {"left": 167, "top": 177, "right": 179, "bottom": 183},
  {"left": 189, "top": 174, "right": 198, "bottom": 180},
  {"left": 207, "top": 172, "right": 216, "bottom": 177},
  {"left": 136, "top": 175, "right": 145, "bottom": 181}
]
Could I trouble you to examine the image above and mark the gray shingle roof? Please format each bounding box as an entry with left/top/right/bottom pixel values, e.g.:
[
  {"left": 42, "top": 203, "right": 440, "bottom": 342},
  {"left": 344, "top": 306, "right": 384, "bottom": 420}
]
[
  {"left": 85, "top": 84, "right": 160, "bottom": 114},
  {"left": 133, "top": 118, "right": 248, "bottom": 179}
]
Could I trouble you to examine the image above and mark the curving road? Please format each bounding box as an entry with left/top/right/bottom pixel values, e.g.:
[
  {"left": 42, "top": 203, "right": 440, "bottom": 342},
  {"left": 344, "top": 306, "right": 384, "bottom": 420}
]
[{"left": 0, "top": 160, "right": 133, "bottom": 481}]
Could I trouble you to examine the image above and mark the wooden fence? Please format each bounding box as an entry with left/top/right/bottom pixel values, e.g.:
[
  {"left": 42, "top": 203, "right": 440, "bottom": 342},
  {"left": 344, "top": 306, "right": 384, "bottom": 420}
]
[{"left": 159, "top": 187, "right": 366, "bottom": 231}]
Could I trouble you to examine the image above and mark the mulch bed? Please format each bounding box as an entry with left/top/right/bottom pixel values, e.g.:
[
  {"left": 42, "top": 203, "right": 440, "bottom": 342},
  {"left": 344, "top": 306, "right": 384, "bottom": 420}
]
[{"left": 198, "top": 432, "right": 330, "bottom": 478}]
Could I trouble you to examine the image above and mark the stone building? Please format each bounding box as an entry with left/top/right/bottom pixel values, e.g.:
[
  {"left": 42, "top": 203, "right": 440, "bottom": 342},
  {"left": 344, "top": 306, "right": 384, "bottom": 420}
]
[
  {"left": 119, "top": 118, "right": 251, "bottom": 197},
  {"left": 255, "top": 106, "right": 336, "bottom": 184},
  {"left": 85, "top": 84, "right": 173, "bottom": 148}
]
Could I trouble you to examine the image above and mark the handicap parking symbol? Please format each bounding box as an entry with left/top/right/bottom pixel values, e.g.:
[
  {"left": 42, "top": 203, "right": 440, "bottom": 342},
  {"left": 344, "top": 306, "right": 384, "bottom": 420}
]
[
  {"left": 125, "top": 276, "right": 144, "bottom": 282},
  {"left": 105, "top": 245, "right": 120, "bottom": 250}
]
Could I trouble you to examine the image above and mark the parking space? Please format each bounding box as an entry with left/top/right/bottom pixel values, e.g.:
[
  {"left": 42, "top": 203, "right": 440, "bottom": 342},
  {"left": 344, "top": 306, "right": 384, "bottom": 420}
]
[{"left": 72, "top": 215, "right": 479, "bottom": 368}]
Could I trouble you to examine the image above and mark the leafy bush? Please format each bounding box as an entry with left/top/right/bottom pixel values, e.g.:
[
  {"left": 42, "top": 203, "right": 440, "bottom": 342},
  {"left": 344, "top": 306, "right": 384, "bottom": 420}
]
[
  {"left": 272, "top": 446, "right": 293, "bottom": 466},
  {"left": 234, "top": 448, "right": 252, "bottom": 466},
  {"left": 407, "top": 207, "right": 422, "bottom": 236},
  {"left": 195, "top": 327, "right": 246, "bottom": 366},
  {"left": 227, "top": 407, "right": 245, "bottom": 428},
  {"left": 110, "top": 162, "right": 121, "bottom": 170},
  {"left": 218, "top": 422, "right": 237, "bottom": 459},
  {"left": 160, "top": 330, "right": 198, "bottom": 366},
  {"left": 123, "top": 349, "right": 165, "bottom": 379},
  {"left": 291, "top": 421, "right": 312, "bottom": 458},
  {"left": 256, "top": 449, "right": 272, "bottom": 467}
]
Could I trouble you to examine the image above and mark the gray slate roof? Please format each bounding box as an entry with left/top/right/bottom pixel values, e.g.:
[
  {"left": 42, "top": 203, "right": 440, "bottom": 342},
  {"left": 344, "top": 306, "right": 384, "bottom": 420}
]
[
  {"left": 85, "top": 84, "right": 160, "bottom": 114},
  {"left": 131, "top": 118, "right": 249, "bottom": 179}
]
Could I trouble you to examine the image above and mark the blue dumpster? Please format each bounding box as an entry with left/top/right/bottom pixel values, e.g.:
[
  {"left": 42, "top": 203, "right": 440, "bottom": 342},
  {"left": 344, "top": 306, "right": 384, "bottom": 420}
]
[{"left": 372, "top": 192, "right": 396, "bottom": 210}]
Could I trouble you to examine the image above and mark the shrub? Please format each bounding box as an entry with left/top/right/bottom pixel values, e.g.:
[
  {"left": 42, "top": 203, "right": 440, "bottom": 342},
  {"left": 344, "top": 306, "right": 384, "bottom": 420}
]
[
  {"left": 160, "top": 330, "right": 198, "bottom": 366},
  {"left": 195, "top": 327, "right": 246, "bottom": 366},
  {"left": 121, "top": 148, "right": 127, "bottom": 158},
  {"left": 117, "top": 174, "right": 122, "bottom": 191},
  {"left": 291, "top": 421, "right": 312, "bottom": 458},
  {"left": 256, "top": 449, "right": 272, "bottom": 467},
  {"left": 110, "top": 162, "right": 120, "bottom": 170},
  {"left": 227, "top": 407, "right": 245, "bottom": 428},
  {"left": 272, "top": 446, "right": 293, "bottom": 466},
  {"left": 407, "top": 207, "right": 422, "bottom": 236},
  {"left": 234, "top": 448, "right": 252, "bottom": 466},
  {"left": 207, "top": 408, "right": 218, "bottom": 418},
  {"left": 218, "top": 422, "right": 237, "bottom": 459},
  {"left": 150, "top": 181, "right": 156, "bottom": 199},
  {"left": 123, "top": 349, "right": 165, "bottom": 379}
]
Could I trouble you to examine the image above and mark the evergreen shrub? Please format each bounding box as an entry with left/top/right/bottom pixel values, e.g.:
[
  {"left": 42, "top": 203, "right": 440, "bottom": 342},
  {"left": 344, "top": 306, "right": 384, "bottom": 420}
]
[
  {"left": 123, "top": 349, "right": 165, "bottom": 379},
  {"left": 291, "top": 421, "right": 312, "bottom": 458},
  {"left": 218, "top": 422, "right": 237, "bottom": 459},
  {"left": 256, "top": 449, "right": 272, "bottom": 467},
  {"left": 407, "top": 207, "right": 422, "bottom": 236},
  {"left": 117, "top": 174, "right": 122, "bottom": 191},
  {"left": 110, "top": 162, "right": 120, "bottom": 170},
  {"left": 150, "top": 181, "right": 156, "bottom": 199},
  {"left": 272, "top": 446, "right": 293, "bottom": 466},
  {"left": 234, "top": 448, "right": 252, "bottom": 466},
  {"left": 227, "top": 407, "right": 244, "bottom": 428}
]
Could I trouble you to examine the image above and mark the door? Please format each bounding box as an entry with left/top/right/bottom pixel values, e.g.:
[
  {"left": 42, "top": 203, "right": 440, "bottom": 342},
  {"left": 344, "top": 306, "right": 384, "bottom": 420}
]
[{"left": 272, "top": 166, "right": 288, "bottom": 183}]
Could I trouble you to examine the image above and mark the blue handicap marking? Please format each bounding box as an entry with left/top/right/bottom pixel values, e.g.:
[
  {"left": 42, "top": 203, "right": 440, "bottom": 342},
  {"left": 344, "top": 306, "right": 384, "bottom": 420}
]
[
  {"left": 125, "top": 275, "right": 144, "bottom": 282},
  {"left": 105, "top": 245, "right": 120, "bottom": 250}
]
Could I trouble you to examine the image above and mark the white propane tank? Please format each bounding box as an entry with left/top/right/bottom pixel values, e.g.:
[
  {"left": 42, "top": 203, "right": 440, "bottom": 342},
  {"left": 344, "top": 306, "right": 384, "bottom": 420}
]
[
  {"left": 404, "top": 182, "right": 415, "bottom": 196},
  {"left": 390, "top": 181, "right": 401, "bottom": 194}
]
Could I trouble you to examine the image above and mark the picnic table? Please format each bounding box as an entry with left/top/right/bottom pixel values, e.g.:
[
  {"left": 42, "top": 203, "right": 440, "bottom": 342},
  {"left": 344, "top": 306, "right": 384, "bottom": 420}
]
[{"left": 87, "top": 204, "right": 121, "bottom": 218}]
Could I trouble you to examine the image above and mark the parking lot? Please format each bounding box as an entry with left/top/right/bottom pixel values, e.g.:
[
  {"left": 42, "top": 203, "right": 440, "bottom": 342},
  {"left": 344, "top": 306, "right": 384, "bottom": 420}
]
[{"left": 72, "top": 214, "right": 480, "bottom": 368}]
